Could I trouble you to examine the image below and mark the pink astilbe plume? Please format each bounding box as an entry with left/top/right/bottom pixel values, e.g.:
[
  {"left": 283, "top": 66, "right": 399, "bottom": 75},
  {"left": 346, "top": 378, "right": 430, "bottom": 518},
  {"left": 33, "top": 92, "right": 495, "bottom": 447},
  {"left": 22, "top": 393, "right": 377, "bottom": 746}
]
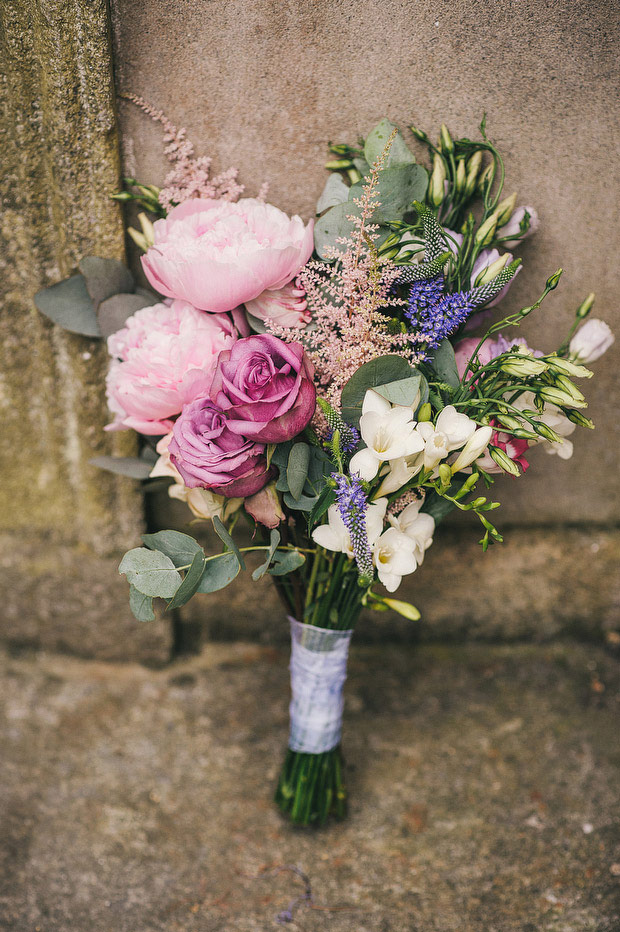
[
  {"left": 268, "top": 134, "right": 425, "bottom": 407},
  {"left": 122, "top": 94, "right": 244, "bottom": 210}
]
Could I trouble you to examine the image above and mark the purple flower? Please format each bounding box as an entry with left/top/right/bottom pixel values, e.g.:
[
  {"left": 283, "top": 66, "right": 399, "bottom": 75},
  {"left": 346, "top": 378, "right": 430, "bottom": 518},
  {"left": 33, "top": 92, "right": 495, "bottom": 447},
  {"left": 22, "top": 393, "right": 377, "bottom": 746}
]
[
  {"left": 333, "top": 473, "right": 373, "bottom": 582},
  {"left": 169, "top": 398, "right": 273, "bottom": 498},
  {"left": 210, "top": 334, "right": 316, "bottom": 443}
]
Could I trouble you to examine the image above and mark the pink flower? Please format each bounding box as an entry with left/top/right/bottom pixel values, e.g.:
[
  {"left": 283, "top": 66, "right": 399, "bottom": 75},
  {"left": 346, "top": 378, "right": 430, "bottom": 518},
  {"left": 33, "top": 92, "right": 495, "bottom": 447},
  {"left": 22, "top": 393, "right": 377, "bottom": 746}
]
[
  {"left": 454, "top": 334, "right": 538, "bottom": 381},
  {"left": 105, "top": 299, "right": 236, "bottom": 435},
  {"left": 210, "top": 334, "right": 316, "bottom": 443},
  {"left": 169, "top": 398, "right": 272, "bottom": 498},
  {"left": 245, "top": 280, "right": 311, "bottom": 328},
  {"left": 141, "top": 198, "right": 314, "bottom": 313}
]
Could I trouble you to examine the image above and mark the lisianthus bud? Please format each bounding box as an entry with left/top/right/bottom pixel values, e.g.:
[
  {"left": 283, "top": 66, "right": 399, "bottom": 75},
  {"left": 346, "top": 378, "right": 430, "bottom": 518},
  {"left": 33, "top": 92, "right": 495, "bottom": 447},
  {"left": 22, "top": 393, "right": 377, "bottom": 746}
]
[
  {"left": 474, "top": 252, "right": 510, "bottom": 286},
  {"left": 538, "top": 385, "right": 588, "bottom": 408},
  {"left": 474, "top": 213, "right": 498, "bottom": 247},
  {"left": 465, "top": 151, "right": 483, "bottom": 197},
  {"left": 500, "top": 354, "right": 547, "bottom": 377},
  {"left": 429, "top": 154, "right": 447, "bottom": 207},
  {"left": 568, "top": 319, "right": 615, "bottom": 364},
  {"left": 534, "top": 422, "right": 563, "bottom": 444},
  {"left": 544, "top": 355, "right": 593, "bottom": 379},
  {"left": 546, "top": 269, "right": 563, "bottom": 290},
  {"left": 325, "top": 159, "right": 353, "bottom": 170},
  {"left": 565, "top": 410, "right": 595, "bottom": 429},
  {"left": 477, "top": 164, "right": 494, "bottom": 195},
  {"left": 495, "top": 192, "right": 517, "bottom": 226},
  {"left": 576, "top": 292, "right": 595, "bottom": 319},
  {"left": 455, "top": 159, "right": 467, "bottom": 193},
  {"left": 554, "top": 374, "right": 586, "bottom": 403},
  {"left": 489, "top": 446, "right": 521, "bottom": 476},
  {"left": 440, "top": 123, "right": 454, "bottom": 153}
]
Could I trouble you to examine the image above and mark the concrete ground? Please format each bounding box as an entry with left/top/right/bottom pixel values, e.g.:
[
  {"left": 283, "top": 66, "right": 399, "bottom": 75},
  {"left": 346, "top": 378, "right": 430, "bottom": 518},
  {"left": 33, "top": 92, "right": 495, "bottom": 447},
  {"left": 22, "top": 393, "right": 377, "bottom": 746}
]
[{"left": 1, "top": 640, "right": 618, "bottom": 932}]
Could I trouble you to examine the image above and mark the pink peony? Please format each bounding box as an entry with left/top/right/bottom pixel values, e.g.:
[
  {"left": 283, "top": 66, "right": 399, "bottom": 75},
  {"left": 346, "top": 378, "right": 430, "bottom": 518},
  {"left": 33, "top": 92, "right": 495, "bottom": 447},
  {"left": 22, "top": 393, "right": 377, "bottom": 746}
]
[
  {"left": 106, "top": 299, "right": 236, "bottom": 434},
  {"left": 245, "top": 279, "right": 311, "bottom": 328},
  {"left": 210, "top": 333, "right": 316, "bottom": 443},
  {"left": 141, "top": 198, "right": 314, "bottom": 313},
  {"left": 168, "top": 398, "right": 272, "bottom": 498}
]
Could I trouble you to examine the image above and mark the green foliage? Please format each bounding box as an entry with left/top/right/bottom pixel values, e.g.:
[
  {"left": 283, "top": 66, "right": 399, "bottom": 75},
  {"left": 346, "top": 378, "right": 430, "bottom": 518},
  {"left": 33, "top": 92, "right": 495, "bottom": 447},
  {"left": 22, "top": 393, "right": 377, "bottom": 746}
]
[
  {"left": 431, "top": 339, "right": 461, "bottom": 389},
  {"left": 286, "top": 443, "right": 311, "bottom": 500},
  {"left": 34, "top": 274, "right": 101, "bottom": 337},
  {"left": 141, "top": 530, "right": 203, "bottom": 567},
  {"left": 316, "top": 173, "right": 350, "bottom": 213},
  {"left": 363, "top": 119, "right": 416, "bottom": 167},
  {"left": 212, "top": 515, "right": 246, "bottom": 570},
  {"left": 128, "top": 585, "right": 155, "bottom": 622},
  {"left": 340, "top": 355, "right": 415, "bottom": 428},
  {"left": 268, "top": 550, "right": 306, "bottom": 575},
  {"left": 166, "top": 551, "right": 207, "bottom": 609},
  {"left": 273, "top": 442, "right": 331, "bottom": 512},
  {"left": 348, "top": 164, "right": 428, "bottom": 220},
  {"left": 195, "top": 552, "right": 242, "bottom": 593},
  {"left": 119, "top": 548, "right": 182, "bottom": 599},
  {"left": 97, "top": 293, "right": 158, "bottom": 339},
  {"left": 89, "top": 455, "right": 154, "bottom": 480},
  {"left": 251, "top": 530, "right": 281, "bottom": 580},
  {"left": 374, "top": 374, "right": 422, "bottom": 408}
]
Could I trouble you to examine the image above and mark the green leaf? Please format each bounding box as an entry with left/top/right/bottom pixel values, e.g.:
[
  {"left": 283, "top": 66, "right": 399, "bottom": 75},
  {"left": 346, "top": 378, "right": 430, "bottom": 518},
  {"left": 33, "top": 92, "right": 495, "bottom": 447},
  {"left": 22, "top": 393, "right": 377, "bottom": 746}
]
[
  {"left": 119, "top": 548, "right": 182, "bottom": 598},
  {"left": 167, "top": 551, "right": 207, "bottom": 609},
  {"left": 287, "top": 443, "right": 311, "bottom": 501},
  {"left": 268, "top": 550, "right": 306, "bottom": 576},
  {"left": 374, "top": 374, "right": 422, "bottom": 408},
  {"left": 432, "top": 340, "right": 461, "bottom": 389},
  {"left": 349, "top": 164, "right": 428, "bottom": 219},
  {"left": 196, "top": 552, "right": 241, "bottom": 593},
  {"left": 89, "top": 456, "right": 153, "bottom": 479},
  {"left": 341, "top": 355, "right": 415, "bottom": 428},
  {"left": 316, "top": 173, "right": 350, "bottom": 213},
  {"left": 212, "top": 515, "right": 246, "bottom": 570},
  {"left": 364, "top": 118, "right": 416, "bottom": 167},
  {"left": 307, "top": 485, "right": 337, "bottom": 529},
  {"left": 78, "top": 256, "right": 134, "bottom": 309},
  {"left": 251, "top": 529, "right": 281, "bottom": 581},
  {"left": 141, "top": 530, "right": 203, "bottom": 568},
  {"left": 421, "top": 489, "right": 458, "bottom": 524},
  {"left": 34, "top": 274, "right": 101, "bottom": 337},
  {"left": 128, "top": 584, "right": 155, "bottom": 622},
  {"left": 314, "top": 200, "right": 363, "bottom": 260},
  {"left": 97, "top": 293, "right": 158, "bottom": 339}
]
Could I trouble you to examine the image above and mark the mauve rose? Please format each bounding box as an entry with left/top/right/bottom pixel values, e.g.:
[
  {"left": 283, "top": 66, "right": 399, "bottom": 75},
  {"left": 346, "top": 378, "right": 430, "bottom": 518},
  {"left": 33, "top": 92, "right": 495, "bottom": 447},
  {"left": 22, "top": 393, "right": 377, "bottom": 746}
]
[
  {"left": 169, "top": 398, "right": 272, "bottom": 498},
  {"left": 105, "top": 299, "right": 236, "bottom": 434},
  {"left": 210, "top": 334, "right": 316, "bottom": 443},
  {"left": 141, "top": 198, "right": 314, "bottom": 313}
]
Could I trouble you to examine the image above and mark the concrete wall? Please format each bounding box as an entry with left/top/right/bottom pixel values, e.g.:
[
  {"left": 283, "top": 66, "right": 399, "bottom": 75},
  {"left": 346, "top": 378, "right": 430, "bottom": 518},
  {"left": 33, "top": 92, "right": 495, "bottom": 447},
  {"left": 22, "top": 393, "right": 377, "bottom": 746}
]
[{"left": 112, "top": 0, "right": 620, "bottom": 526}]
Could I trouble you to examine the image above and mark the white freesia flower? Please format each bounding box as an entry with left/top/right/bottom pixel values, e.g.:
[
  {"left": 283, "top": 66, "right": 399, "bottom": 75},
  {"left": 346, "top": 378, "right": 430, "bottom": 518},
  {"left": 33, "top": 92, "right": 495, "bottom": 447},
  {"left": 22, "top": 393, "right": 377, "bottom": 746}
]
[
  {"left": 312, "top": 498, "right": 387, "bottom": 557},
  {"left": 375, "top": 455, "right": 423, "bottom": 497},
  {"left": 388, "top": 501, "right": 435, "bottom": 564},
  {"left": 373, "top": 527, "right": 418, "bottom": 592},
  {"left": 349, "top": 390, "right": 424, "bottom": 481},
  {"left": 415, "top": 406, "right": 477, "bottom": 469},
  {"left": 569, "top": 319, "right": 614, "bottom": 364},
  {"left": 450, "top": 425, "right": 494, "bottom": 472}
]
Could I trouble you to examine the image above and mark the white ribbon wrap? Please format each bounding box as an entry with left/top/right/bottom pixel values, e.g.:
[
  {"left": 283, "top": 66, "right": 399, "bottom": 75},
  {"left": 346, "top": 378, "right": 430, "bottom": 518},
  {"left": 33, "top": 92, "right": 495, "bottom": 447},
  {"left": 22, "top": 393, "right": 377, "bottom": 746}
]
[{"left": 288, "top": 617, "right": 353, "bottom": 754}]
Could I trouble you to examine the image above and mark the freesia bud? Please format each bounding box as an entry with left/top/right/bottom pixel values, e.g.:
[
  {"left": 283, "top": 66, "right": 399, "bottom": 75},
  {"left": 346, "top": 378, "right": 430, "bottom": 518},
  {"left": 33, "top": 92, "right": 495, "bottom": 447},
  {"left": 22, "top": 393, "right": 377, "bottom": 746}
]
[
  {"left": 455, "top": 159, "right": 467, "bottom": 193},
  {"left": 417, "top": 402, "right": 432, "bottom": 422},
  {"left": 576, "top": 292, "right": 595, "bottom": 319},
  {"left": 495, "top": 192, "right": 517, "bottom": 226},
  {"left": 474, "top": 213, "right": 498, "bottom": 247},
  {"left": 440, "top": 123, "right": 454, "bottom": 153},
  {"left": 450, "top": 425, "right": 494, "bottom": 472},
  {"left": 568, "top": 319, "right": 615, "bottom": 364},
  {"left": 429, "top": 153, "right": 447, "bottom": 207},
  {"left": 438, "top": 463, "right": 452, "bottom": 487}
]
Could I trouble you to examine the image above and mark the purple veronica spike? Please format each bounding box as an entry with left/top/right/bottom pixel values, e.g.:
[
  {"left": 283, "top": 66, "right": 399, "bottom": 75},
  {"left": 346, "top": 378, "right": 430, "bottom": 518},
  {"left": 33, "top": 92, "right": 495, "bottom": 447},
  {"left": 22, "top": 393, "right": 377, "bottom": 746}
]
[
  {"left": 406, "top": 275, "right": 475, "bottom": 355},
  {"left": 333, "top": 473, "right": 374, "bottom": 583}
]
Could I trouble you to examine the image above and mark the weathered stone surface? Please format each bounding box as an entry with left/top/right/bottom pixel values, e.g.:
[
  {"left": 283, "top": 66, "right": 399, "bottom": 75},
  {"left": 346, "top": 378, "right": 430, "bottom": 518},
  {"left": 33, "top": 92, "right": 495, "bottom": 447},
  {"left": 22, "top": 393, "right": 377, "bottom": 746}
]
[
  {"left": 0, "top": 0, "right": 142, "bottom": 552},
  {"left": 112, "top": 0, "right": 620, "bottom": 524},
  {"left": 1, "top": 641, "right": 618, "bottom": 930}
]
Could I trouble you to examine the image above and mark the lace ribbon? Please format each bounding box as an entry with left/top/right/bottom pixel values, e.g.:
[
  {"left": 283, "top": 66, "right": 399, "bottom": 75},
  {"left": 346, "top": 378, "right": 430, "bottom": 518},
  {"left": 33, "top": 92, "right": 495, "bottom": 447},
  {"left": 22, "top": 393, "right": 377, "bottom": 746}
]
[{"left": 287, "top": 617, "right": 353, "bottom": 754}]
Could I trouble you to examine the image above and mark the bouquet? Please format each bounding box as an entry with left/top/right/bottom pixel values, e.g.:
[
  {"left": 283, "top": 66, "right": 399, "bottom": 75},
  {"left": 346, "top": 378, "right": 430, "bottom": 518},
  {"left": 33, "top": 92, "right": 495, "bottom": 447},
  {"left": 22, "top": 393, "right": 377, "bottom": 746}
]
[{"left": 35, "top": 103, "right": 614, "bottom": 826}]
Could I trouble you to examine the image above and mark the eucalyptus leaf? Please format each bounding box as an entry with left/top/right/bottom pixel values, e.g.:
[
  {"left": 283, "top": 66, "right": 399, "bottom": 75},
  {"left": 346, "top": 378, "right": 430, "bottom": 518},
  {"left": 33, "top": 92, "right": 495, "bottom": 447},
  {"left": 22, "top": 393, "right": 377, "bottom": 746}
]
[
  {"left": 341, "top": 355, "right": 415, "bottom": 428},
  {"left": 119, "top": 548, "right": 182, "bottom": 598},
  {"left": 268, "top": 550, "right": 306, "bottom": 576},
  {"left": 283, "top": 490, "right": 321, "bottom": 512},
  {"left": 212, "top": 515, "right": 246, "bottom": 570},
  {"left": 98, "top": 293, "right": 157, "bottom": 339},
  {"left": 432, "top": 339, "right": 461, "bottom": 389},
  {"left": 374, "top": 374, "right": 421, "bottom": 408},
  {"left": 196, "top": 552, "right": 241, "bottom": 593},
  {"left": 251, "top": 529, "right": 281, "bottom": 581},
  {"left": 287, "top": 443, "right": 311, "bottom": 501},
  {"left": 78, "top": 256, "right": 134, "bottom": 309},
  {"left": 89, "top": 456, "right": 153, "bottom": 480},
  {"left": 246, "top": 311, "right": 267, "bottom": 334},
  {"left": 316, "top": 173, "right": 350, "bottom": 214},
  {"left": 348, "top": 164, "right": 428, "bottom": 219},
  {"left": 129, "top": 584, "right": 155, "bottom": 622},
  {"left": 142, "top": 530, "right": 204, "bottom": 568},
  {"left": 34, "top": 274, "right": 101, "bottom": 337},
  {"left": 364, "top": 118, "right": 416, "bottom": 167},
  {"left": 353, "top": 157, "right": 370, "bottom": 176},
  {"left": 167, "top": 551, "right": 207, "bottom": 609},
  {"left": 314, "top": 200, "right": 362, "bottom": 260}
]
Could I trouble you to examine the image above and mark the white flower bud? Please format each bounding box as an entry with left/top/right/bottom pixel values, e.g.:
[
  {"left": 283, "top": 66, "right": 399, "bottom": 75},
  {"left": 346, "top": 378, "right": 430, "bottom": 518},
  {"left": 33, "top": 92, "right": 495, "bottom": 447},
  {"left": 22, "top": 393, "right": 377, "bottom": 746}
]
[{"left": 568, "top": 319, "right": 615, "bottom": 364}]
